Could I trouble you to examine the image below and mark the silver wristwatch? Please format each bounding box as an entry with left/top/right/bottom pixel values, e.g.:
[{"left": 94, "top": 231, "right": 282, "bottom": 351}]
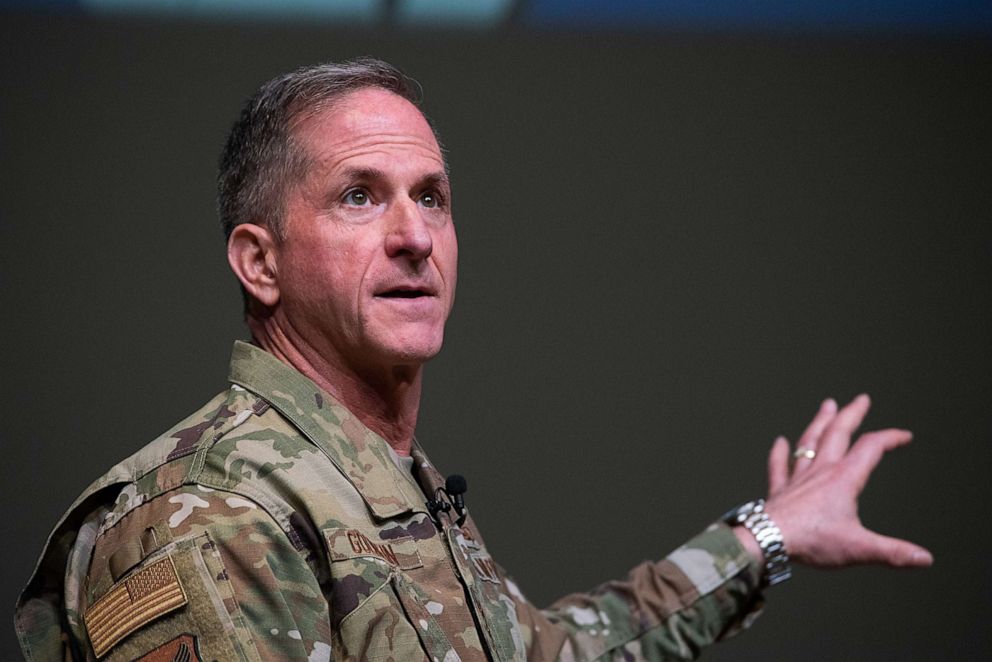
[{"left": 722, "top": 498, "right": 792, "bottom": 586}]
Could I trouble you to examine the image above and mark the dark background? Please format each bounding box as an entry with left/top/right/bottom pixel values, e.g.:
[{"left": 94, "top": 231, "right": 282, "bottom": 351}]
[{"left": 2, "top": 10, "right": 990, "bottom": 661}]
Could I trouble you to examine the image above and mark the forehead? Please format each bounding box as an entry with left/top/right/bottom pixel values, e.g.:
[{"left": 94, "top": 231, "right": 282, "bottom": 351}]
[{"left": 292, "top": 88, "right": 443, "bottom": 170}]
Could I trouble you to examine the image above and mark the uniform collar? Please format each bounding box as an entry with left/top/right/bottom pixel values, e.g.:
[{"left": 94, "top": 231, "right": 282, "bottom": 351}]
[{"left": 227, "top": 340, "right": 424, "bottom": 519}]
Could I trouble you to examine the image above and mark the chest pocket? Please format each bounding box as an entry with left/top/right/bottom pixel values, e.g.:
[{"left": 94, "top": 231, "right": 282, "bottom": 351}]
[{"left": 324, "top": 526, "right": 459, "bottom": 662}]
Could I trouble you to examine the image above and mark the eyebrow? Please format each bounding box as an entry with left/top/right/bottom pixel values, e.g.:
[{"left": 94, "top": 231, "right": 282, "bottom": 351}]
[
  {"left": 339, "top": 167, "right": 450, "bottom": 191},
  {"left": 339, "top": 166, "right": 387, "bottom": 183},
  {"left": 420, "top": 171, "right": 451, "bottom": 191}
]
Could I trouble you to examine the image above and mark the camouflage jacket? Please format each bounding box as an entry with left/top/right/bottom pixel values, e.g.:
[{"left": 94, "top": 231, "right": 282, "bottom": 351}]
[{"left": 16, "top": 341, "right": 763, "bottom": 661}]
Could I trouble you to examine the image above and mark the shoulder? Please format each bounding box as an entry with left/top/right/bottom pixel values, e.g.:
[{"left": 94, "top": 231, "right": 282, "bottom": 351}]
[
  {"left": 15, "top": 385, "right": 326, "bottom": 660},
  {"left": 92, "top": 382, "right": 327, "bottom": 527},
  {"left": 79, "top": 483, "right": 327, "bottom": 661},
  {"left": 77, "top": 383, "right": 328, "bottom": 574}
]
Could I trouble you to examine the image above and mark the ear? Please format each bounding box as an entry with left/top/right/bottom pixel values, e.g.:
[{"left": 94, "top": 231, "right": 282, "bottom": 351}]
[{"left": 227, "top": 223, "right": 280, "bottom": 308}]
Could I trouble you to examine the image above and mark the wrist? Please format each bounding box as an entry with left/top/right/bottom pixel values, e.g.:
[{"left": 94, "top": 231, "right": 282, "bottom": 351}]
[
  {"left": 723, "top": 498, "right": 792, "bottom": 586},
  {"left": 732, "top": 523, "right": 763, "bottom": 565}
]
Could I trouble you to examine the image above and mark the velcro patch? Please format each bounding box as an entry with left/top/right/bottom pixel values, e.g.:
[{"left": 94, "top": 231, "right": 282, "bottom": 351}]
[
  {"left": 471, "top": 553, "right": 502, "bottom": 585},
  {"left": 135, "top": 634, "right": 202, "bottom": 662},
  {"left": 325, "top": 528, "right": 423, "bottom": 570},
  {"left": 84, "top": 556, "right": 188, "bottom": 658}
]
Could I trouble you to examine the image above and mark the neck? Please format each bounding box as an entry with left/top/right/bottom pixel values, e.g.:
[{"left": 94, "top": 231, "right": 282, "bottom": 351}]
[{"left": 247, "top": 311, "right": 423, "bottom": 456}]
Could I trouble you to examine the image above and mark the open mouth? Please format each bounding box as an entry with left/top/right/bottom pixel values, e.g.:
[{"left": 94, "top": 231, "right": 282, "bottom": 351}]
[
  {"left": 376, "top": 287, "right": 434, "bottom": 299},
  {"left": 378, "top": 290, "right": 429, "bottom": 298}
]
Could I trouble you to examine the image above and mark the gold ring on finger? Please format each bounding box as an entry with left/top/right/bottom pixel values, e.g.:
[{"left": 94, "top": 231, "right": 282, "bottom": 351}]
[{"left": 793, "top": 447, "right": 816, "bottom": 460}]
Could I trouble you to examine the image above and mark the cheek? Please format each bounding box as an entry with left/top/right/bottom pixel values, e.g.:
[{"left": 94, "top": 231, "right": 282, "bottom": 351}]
[
  {"left": 445, "top": 255, "right": 458, "bottom": 302},
  {"left": 284, "top": 249, "right": 357, "bottom": 311},
  {"left": 438, "top": 230, "right": 459, "bottom": 282}
]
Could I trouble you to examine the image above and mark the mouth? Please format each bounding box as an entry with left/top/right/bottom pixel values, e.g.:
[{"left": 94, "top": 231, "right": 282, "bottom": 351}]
[{"left": 374, "top": 285, "right": 437, "bottom": 299}]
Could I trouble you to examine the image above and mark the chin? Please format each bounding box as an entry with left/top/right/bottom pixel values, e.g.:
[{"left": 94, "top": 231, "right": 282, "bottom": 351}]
[
  {"left": 376, "top": 336, "right": 445, "bottom": 367},
  {"left": 394, "top": 344, "right": 444, "bottom": 365}
]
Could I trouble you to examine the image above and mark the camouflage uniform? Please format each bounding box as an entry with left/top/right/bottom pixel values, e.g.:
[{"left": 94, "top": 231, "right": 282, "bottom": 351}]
[{"left": 16, "top": 341, "right": 763, "bottom": 661}]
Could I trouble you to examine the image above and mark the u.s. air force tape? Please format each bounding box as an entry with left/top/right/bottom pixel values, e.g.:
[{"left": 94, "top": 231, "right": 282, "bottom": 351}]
[{"left": 84, "top": 556, "right": 188, "bottom": 658}]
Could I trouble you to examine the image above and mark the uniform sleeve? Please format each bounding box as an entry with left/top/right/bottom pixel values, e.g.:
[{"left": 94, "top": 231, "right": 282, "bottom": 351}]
[
  {"left": 79, "top": 485, "right": 331, "bottom": 661},
  {"left": 510, "top": 523, "right": 764, "bottom": 661}
]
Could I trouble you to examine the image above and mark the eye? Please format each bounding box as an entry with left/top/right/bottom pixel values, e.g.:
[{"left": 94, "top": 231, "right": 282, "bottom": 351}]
[
  {"left": 343, "top": 189, "right": 370, "bottom": 206},
  {"left": 419, "top": 191, "right": 440, "bottom": 208}
]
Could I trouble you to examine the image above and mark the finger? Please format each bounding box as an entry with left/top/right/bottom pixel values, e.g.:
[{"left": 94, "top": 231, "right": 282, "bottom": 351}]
[
  {"left": 852, "top": 528, "right": 933, "bottom": 567},
  {"left": 767, "top": 436, "right": 790, "bottom": 496},
  {"left": 846, "top": 428, "right": 914, "bottom": 492},
  {"left": 792, "top": 398, "right": 837, "bottom": 477},
  {"left": 816, "top": 393, "right": 872, "bottom": 463}
]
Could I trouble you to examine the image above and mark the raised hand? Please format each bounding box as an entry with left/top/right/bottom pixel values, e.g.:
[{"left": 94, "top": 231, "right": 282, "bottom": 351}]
[{"left": 757, "top": 394, "right": 933, "bottom": 568}]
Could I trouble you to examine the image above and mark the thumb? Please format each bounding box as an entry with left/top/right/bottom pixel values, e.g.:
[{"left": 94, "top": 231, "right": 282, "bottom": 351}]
[{"left": 856, "top": 529, "right": 934, "bottom": 567}]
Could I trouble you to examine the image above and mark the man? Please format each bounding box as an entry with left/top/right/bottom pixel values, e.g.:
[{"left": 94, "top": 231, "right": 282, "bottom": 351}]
[{"left": 15, "top": 58, "right": 932, "bottom": 661}]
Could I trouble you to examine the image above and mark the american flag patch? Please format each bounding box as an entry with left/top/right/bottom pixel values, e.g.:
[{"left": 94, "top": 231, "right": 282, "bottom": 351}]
[{"left": 84, "top": 556, "right": 188, "bottom": 658}]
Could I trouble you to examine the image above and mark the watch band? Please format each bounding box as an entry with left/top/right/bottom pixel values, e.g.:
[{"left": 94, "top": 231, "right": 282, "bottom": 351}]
[{"left": 723, "top": 498, "right": 792, "bottom": 586}]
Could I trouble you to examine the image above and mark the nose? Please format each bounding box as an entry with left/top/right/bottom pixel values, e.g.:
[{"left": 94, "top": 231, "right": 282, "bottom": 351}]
[{"left": 384, "top": 199, "right": 433, "bottom": 261}]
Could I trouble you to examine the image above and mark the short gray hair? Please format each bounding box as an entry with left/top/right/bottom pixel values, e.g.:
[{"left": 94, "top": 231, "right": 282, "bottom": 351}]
[{"left": 217, "top": 57, "right": 430, "bottom": 240}]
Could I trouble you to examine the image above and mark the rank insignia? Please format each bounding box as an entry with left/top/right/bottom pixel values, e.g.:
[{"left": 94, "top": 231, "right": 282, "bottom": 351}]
[{"left": 135, "top": 634, "right": 202, "bottom": 662}]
